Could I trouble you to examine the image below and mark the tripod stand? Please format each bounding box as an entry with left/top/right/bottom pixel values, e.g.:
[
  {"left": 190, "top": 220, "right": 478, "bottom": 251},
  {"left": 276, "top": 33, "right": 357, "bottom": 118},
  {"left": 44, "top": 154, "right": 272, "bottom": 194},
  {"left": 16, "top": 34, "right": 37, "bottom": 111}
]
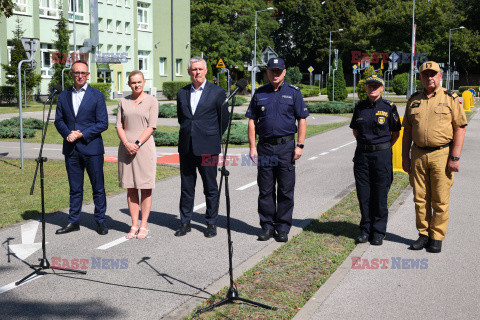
[
  {"left": 16, "top": 86, "right": 87, "bottom": 286},
  {"left": 196, "top": 82, "right": 277, "bottom": 315}
]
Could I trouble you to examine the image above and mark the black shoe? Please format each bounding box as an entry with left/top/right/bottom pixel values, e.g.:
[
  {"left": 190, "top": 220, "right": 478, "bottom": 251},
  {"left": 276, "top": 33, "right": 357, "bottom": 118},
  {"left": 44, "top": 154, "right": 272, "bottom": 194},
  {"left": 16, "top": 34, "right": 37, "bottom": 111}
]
[
  {"left": 257, "top": 229, "right": 275, "bottom": 241},
  {"left": 96, "top": 222, "right": 108, "bottom": 235},
  {"left": 56, "top": 223, "right": 80, "bottom": 235},
  {"left": 204, "top": 224, "right": 217, "bottom": 238},
  {"left": 370, "top": 236, "right": 383, "bottom": 246},
  {"left": 274, "top": 231, "right": 288, "bottom": 243},
  {"left": 427, "top": 239, "right": 442, "bottom": 253},
  {"left": 356, "top": 234, "right": 369, "bottom": 244},
  {"left": 409, "top": 234, "right": 429, "bottom": 250},
  {"left": 174, "top": 223, "right": 191, "bottom": 237}
]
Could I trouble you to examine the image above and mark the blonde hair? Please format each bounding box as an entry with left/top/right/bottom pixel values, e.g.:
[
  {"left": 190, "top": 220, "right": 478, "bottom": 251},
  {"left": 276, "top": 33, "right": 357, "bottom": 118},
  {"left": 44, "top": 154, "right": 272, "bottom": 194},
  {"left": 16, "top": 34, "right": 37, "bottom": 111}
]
[{"left": 128, "top": 70, "right": 145, "bottom": 83}]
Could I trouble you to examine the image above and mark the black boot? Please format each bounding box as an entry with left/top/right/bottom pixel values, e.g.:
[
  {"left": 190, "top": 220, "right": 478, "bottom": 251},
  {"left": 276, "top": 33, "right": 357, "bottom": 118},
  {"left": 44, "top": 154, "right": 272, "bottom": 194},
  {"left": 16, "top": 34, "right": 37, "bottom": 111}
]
[
  {"left": 428, "top": 239, "right": 442, "bottom": 253},
  {"left": 409, "top": 234, "right": 429, "bottom": 250}
]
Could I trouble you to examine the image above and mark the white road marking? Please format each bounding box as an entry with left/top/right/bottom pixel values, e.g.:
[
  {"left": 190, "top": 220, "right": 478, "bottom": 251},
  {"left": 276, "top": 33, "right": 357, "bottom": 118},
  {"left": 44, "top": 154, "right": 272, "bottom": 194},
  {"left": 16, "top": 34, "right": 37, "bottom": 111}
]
[
  {"left": 8, "top": 221, "right": 44, "bottom": 260},
  {"left": 308, "top": 156, "right": 318, "bottom": 160},
  {"left": 97, "top": 237, "right": 129, "bottom": 250},
  {"left": 0, "top": 275, "right": 42, "bottom": 295},
  {"left": 32, "top": 148, "right": 62, "bottom": 151},
  {"left": 319, "top": 152, "right": 329, "bottom": 156},
  {"left": 330, "top": 140, "right": 355, "bottom": 151},
  {"left": 194, "top": 203, "right": 206, "bottom": 211},
  {"left": 236, "top": 181, "right": 257, "bottom": 191}
]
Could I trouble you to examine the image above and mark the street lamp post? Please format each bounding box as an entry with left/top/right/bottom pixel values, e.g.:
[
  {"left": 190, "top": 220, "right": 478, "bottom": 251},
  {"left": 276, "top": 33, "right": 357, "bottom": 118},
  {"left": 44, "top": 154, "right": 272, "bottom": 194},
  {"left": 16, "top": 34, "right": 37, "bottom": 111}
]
[
  {"left": 328, "top": 28, "right": 343, "bottom": 80},
  {"left": 448, "top": 26, "right": 464, "bottom": 90},
  {"left": 251, "top": 7, "right": 274, "bottom": 97}
]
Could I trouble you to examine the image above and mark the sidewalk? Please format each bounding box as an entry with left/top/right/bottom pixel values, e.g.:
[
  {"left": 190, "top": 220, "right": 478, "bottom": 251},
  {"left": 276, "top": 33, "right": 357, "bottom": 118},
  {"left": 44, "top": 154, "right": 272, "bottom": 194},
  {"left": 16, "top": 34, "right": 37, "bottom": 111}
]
[{"left": 295, "top": 109, "right": 480, "bottom": 319}]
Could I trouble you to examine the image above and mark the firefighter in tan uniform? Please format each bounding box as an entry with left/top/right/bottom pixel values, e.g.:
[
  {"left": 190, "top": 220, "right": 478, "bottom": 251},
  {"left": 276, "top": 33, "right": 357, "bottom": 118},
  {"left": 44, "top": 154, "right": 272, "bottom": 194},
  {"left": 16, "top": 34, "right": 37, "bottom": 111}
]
[{"left": 402, "top": 61, "right": 467, "bottom": 253}]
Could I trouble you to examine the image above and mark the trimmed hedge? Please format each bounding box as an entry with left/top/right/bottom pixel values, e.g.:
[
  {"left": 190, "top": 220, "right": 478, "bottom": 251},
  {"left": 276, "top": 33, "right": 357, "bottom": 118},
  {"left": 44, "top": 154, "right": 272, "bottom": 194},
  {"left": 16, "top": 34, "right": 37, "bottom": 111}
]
[
  {"left": 89, "top": 83, "right": 112, "bottom": 100},
  {"left": 0, "top": 86, "right": 16, "bottom": 103},
  {"left": 152, "top": 130, "right": 179, "bottom": 146},
  {"left": 297, "top": 84, "right": 320, "bottom": 97},
  {"left": 158, "top": 103, "right": 177, "bottom": 118},
  {"left": 0, "top": 117, "right": 43, "bottom": 138},
  {"left": 306, "top": 101, "right": 354, "bottom": 114},
  {"left": 232, "top": 113, "right": 246, "bottom": 120},
  {"left": 458, "top": 86, "right": 479, "bottom": 94},
  {"left": 232, "top": 95, "right": 248, "bottom": 106},
  {"left": 163, "top": 81, "right": 191, "bottom": 100}
]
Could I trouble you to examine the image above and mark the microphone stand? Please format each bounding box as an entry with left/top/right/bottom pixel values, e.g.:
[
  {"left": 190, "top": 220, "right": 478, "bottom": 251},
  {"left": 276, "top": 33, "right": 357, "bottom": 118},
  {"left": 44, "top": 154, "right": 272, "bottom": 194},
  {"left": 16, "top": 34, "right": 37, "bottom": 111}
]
[
  {"left": 15, "top": 94, "right": 87, "bottom": 286},
  {"left": 195, "top": 93, "right": 277, "bottom": 315}
]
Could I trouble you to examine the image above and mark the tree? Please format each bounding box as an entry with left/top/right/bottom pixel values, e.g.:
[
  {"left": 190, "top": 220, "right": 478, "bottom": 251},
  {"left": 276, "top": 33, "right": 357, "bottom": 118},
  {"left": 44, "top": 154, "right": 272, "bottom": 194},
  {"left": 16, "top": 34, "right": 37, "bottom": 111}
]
[
  {"left": 49, "top": 5, "right": 72, "bottom": 92},
  {"left": 285, "top": 66, "right": 302, "bottom": 84},
  {"left": 1, "top": 17, "right": 42, "bottom": 99},
  {"left": 191, "top": 0, "right": 278, "bottom": 72},
  {"left": 0, "top": 0, "right": 14, "bottom": 18},
  {"left": 327, "top": 58, "right": 347, "bottom": 101}
]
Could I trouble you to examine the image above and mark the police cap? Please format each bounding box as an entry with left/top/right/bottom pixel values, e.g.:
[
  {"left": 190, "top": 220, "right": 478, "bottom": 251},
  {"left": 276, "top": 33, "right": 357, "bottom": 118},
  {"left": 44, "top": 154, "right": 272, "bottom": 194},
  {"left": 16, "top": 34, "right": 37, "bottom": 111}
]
[
  {"left": 420, "top": 61, "right": 441, "bottom": 74},
  {"left": 365, "top": 74, "right": 385, "bottom": 86},
  {"left": 267, "top": 57, "right": 285, "bottom": 70}
]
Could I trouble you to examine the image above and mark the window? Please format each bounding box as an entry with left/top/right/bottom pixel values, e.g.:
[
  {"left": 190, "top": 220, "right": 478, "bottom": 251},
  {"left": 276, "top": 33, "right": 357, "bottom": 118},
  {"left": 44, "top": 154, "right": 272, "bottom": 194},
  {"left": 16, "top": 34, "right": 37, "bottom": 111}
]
[
  {"left": 126, "top": 46, "right": 130, "bottom": 58},
  {"left": 13, "top": 0, "right": 27, "bottom": 14},
  {"left": 107, "top": 45, "right": 112, "bottom": 53},
  {"left": 159, "top": 57, "right": 166, "bottom": 76},
  {"left": 117, "top": 45, "right": 122, "bottom": 53},
  {"left": 69, "top": 0, "right": 85, "bottom": 22},
  {"left": 106, "top": 0, "right": 113, "bottom": 4},
  {"left": 125, "top": 22, "right": 130, "bottom": 34},
  {"left": 39, "top": 0, "right": 58, "bottom": 18},
  {"left": 107, "top": 19, "right": 112, "bottom": 32},
  {"left": 116, "top": 0, "right": 122, "bottom": 6},
  {"left": 116, "top": 21, "right": 122, "bottom": 33},
  {"left": 138, "top": 51, "right": 149, "bottom": 78},
  {"left": 176, "top": 59, "right": 182, "bottom": 76},
  {"left": 97, "top": 71, "right": 112, "bottom": 83},
  {"left": 125, "top": 0, "right": 130, "bottom": 7},
  {"left": 41, "top": 44, "right": 54, "bottom": 78},
  {"left": 137, "top": 2, "right": 149, "bottom": 31},
  {"left": 98, "top": 17, "right": 103, "bottom": 31}
]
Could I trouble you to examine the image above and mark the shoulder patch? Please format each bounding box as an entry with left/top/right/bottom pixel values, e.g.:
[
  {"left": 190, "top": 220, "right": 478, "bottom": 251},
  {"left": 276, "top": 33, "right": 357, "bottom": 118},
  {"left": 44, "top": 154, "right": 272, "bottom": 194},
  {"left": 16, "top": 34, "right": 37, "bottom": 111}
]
[
  {"left": 445, "top": 89, "right": 459, "bottom": 99},
  {"left": 288, "top": 84, "right": 300, "bottom": 91}
]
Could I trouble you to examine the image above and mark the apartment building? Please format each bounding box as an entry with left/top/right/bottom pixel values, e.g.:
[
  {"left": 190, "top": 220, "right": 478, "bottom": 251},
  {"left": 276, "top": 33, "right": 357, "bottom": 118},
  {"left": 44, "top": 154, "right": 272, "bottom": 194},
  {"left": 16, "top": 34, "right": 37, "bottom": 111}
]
[{"left": 0, "top": 0, "right": 191, "bottom": 97}]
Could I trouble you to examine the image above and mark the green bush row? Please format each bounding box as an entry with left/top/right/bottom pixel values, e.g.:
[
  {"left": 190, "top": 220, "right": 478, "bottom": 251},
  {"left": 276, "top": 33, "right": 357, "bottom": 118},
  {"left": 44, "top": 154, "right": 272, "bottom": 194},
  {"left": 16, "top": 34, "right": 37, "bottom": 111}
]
[
  {"left": 306, "top": 101, "right": 354, "bottom": 114},
  {"left": 89, "top": 83, "right": 111, "bottom": 101},
  {"left": 297, "top": 84, "right": 320, "bottom": 97},
  {"left": 0, "top": 126, "right": 36, "bottom": 138},
  {"left": 163, "top": 81, "right": 191, "bottom": 100},
  {"left": 158, "top": 103, "right": 177, "bottom": 118},
  {"left": 0, "top": 117, "right": 43, "bottom": 138},
  {"left": 0, "top": 86, "right": 16, "bottom": 103}
]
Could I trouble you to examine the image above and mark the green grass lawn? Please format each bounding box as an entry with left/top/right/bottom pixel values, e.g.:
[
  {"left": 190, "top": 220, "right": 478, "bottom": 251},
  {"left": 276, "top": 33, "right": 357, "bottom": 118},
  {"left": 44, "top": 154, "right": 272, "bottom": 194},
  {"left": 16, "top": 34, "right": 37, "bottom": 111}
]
[
  {"left": 0, "top": 159, "right": 179, "bottom": 228},
  {"left": 0, "top": 104, "right": 51, "bottom": 115}
]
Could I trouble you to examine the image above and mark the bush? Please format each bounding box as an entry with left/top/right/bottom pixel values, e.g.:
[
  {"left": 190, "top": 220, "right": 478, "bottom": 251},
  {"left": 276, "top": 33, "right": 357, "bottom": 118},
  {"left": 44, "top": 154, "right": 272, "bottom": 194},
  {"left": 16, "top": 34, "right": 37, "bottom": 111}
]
[
  {"left": 152, "top": 130, "right": 179, "bottom": 146},
  {"left": 327, "top": 58, "right": 348, "bottom": 101},
  {"left": 222, "top": 122, "right": 248, "bottom": 144},
  {"left": 357, "top": 79, "right": 367, "bottom": 101},
  {"left": 306, "top": 101, "right": 354, "bottom": 114},
  {"left": 458, "top": 86, "right": 478, "bottom": 94},
  {"left": 285, "top": 66, "right": 303, "bottom": 84},
  {"left": 297, "top": 84, "right": 320, "bottom": 97},
  {"left": 0, "top": 117, "right": 44, "bottom": 129},
  {"left": 158, "top": 103, "right": 177, "bottom": 118},
  {"left": 113, "top": 107, "right": 118, "bottom": 116},
  {"left": 232, "top": 113, "right": 246, "bottom": 120},
  {"left": 0, "top": 86, "right": 16, "bottom": 103},
  {"left": 0, "top": 126, "right": 36, "bottom": 138},
  {"left": 162, "top": 81, "right": 191, "bottom": 100},
  {"left": 392, "top": 73, "right": 409, "bottom": 95},
  {"left": 232, "top": 95, "right": 248, "bottom": 106},
  {"left": 246, "top": 82, "right": 260, "bottom": 93},
  {"left": 89, "top": 83, "right": 112, "bottom": 100},
  {"left": 218, "top": 73, "right": 228, "bottom": 91},
  {"left": 320, "top": 87, "right": 327, "bottom": 95}
]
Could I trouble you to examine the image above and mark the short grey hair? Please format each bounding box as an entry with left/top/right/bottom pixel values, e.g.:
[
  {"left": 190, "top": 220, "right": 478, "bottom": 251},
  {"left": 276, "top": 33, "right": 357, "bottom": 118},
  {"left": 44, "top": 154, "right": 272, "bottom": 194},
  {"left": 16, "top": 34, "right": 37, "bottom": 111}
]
[{"left": 188, "top": 56, "right": 207, "bottom": 70}]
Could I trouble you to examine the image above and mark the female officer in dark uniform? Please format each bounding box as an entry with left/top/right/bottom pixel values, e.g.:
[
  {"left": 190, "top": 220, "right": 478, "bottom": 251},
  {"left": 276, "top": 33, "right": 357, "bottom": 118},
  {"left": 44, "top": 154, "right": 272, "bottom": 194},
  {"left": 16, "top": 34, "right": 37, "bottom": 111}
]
[{"left": 350, "top": 75, "right": 401, "bottom": 245}]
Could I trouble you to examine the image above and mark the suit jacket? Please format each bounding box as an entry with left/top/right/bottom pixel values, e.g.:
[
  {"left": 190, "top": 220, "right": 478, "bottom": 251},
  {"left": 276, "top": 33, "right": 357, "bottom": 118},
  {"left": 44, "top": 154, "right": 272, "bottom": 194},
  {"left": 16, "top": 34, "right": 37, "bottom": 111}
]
[
  {"left": 177, "top": 81, "right": 228, "bottom": 156},
  {"left": 54, "top": 85, "right": 109, "bottom": 156}
]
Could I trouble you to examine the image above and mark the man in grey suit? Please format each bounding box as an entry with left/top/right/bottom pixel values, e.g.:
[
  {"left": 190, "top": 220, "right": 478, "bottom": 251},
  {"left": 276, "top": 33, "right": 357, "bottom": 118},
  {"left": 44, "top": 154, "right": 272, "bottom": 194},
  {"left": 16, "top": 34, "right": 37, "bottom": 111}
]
[{"left": 175, "top": 56, "right": 229, "bottom": 238}]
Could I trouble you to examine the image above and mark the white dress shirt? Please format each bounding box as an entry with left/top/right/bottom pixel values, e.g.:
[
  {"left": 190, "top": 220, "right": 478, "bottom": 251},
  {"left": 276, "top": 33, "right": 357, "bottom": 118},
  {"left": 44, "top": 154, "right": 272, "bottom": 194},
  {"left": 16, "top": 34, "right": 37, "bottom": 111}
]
[
  {"left": 72, "top": 83, "right": 88, "bottom": 116},
  {"left": 190, "top": 81, "right": 206, "bottom": 115}
]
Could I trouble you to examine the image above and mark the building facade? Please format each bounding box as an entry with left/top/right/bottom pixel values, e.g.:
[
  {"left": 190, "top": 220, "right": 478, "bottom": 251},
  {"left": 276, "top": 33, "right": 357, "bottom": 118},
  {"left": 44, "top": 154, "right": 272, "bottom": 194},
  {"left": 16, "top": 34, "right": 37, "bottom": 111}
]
[{"left": 0, "top": 0, "right": 191, "bottom": 97}]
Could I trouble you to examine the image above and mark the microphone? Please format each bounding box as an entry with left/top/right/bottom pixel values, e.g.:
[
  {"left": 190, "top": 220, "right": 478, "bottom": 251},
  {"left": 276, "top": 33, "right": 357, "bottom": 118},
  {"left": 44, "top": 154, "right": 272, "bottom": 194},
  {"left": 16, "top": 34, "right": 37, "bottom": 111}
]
[
  {"left": 45, "top": 84, "right": 63, "bottom": 102},
  {"left": 223, "top": 78, "right": 248, "bottom": 105}
]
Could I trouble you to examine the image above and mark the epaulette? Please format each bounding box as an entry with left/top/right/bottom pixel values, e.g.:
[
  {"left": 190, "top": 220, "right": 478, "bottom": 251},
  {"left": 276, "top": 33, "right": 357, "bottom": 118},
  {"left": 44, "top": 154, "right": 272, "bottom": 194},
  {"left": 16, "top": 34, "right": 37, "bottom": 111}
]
[
  {"left": 445, "top": 89, "right": 459, "bottom": 99},
  {"left": 288, "top": 84, "right": 300, "bottom": 91},
  {"left": 411, "top": 91, "right": 421, "bottom": 97},
  {"left": 384, "top": 99, "right": 394, "bottom": 106}
]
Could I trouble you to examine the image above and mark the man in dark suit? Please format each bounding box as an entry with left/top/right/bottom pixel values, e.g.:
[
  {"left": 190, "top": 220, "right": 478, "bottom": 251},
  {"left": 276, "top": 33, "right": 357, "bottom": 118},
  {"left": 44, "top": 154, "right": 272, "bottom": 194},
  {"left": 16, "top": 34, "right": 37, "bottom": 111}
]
[
  {"left": 175, "top": 56, "right": 228, "bottom": 238},
  {"left": 54, "top": 60, "right": 109, "bottom": 235}
]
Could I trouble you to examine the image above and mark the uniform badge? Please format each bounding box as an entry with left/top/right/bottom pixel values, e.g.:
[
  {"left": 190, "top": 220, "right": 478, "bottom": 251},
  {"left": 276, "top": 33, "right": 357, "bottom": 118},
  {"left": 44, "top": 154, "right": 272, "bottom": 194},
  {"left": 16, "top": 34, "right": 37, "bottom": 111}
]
[
  {"left": 378, "top": 116, "right": 386, "bottom": 125},
  {"left": 393, "top": 111, "right": 399, "bottom": 122}
]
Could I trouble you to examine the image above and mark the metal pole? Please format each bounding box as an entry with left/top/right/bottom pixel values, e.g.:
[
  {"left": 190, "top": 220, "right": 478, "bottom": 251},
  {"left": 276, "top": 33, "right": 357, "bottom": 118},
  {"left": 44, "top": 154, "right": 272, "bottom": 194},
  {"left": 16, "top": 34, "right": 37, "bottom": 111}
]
[
  {"left": 353, "top": 70, "right": 356, "bottom": 107},
  {"left": 251, "top": 11, "right": 258, "bottom": 98},
  {"left": 18, "top": 60, "right": 29, "bottom": 169},
  {"left": 452, "top": 62, "right": 456, "bottom": 90},
  {"left": 73, "top": 0, "right": 77, "bottom": 55},
  {"left": 332, "top": 69, "right": 336, "bottom": 101},
  {"left": 448, "top": 29, "right": 452, "bottom": 90},
  {"left": 409, "top": 0, "right": 416, "bottom": 98},
  {"left": 328, "top": 31, "right": 332, "bottom": 80},
  {"left": 24, "top": 69, "right": 27, "bottom": 109}
]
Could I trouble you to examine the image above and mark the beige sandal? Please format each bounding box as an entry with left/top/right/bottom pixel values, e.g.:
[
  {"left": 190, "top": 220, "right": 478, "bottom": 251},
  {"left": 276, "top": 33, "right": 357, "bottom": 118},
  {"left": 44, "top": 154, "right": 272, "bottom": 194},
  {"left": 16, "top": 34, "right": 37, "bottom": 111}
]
[
  {"left": 126, "top": 226, "right": 139, "bottom": 239},
  {"left": 137, "top": 227, "right": 149, "bottom": 239}
]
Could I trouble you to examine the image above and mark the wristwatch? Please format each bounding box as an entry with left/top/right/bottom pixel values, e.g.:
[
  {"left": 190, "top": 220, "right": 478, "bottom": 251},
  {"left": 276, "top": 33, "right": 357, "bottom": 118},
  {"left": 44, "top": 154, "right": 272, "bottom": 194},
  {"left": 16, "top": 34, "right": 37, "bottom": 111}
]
[
  {"left": 135, "top": 140, "right": 142, "bottom": 147},
  {"left": 450, "top": 156, "right": 460, "bottom": 161},
  {"left": 296, "top": 144, "right": 304, "bottom": 149}
]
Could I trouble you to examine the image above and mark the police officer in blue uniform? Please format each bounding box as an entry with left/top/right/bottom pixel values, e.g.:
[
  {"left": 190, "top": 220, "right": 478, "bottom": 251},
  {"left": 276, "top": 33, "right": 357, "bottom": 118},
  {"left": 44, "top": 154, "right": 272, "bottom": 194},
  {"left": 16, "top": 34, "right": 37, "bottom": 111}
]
[
  {"left": 246, "top": 57, "right": 309, "bottom": 243},
  {"left": 350, "top": 74, "right": 401, "bottom": 245}
]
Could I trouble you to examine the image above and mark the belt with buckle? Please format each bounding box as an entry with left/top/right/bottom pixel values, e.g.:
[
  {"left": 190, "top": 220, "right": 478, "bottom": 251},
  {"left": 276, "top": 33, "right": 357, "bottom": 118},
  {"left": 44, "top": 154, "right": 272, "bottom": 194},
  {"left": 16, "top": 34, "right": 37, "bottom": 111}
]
[
  {"left": 357, "top": 141, "right": 391, "bottom": 151},
  {"left": 259, "top": 134, "right": 295, "bottom": 145},
  {"left": 414, "top": 141, "right": 452, "bottom": 151}
]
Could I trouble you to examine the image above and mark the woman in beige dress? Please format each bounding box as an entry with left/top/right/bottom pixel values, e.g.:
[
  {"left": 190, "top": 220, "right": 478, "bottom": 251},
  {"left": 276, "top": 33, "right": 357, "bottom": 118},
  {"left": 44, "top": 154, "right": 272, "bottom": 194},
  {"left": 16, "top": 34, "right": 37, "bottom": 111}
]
[{"left": 116, "top": 71, "right": 158, "bottom": 239}]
